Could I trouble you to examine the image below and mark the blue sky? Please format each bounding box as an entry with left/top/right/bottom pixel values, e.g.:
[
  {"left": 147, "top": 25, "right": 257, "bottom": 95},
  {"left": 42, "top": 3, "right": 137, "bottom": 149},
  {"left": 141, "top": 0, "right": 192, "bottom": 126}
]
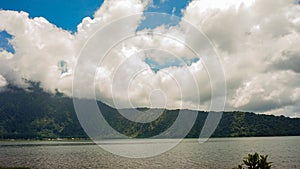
[
  {"left": 0, "top": 0, "right": 104, "bottom": 31},
  {"left": 146, "top": 0, "right": 191, "bottom": 17},
  {"left": 137, "top": 0, "right": 191, "bottom": 30},
  {"left": 145, "top": 56, "right": 199, "bottom": 73},
  {"left": 0, "top": 30, "right": 14, "bottom": 53},
  {"left": 0, "top": 0, "right": 190, "bottom": 31}
]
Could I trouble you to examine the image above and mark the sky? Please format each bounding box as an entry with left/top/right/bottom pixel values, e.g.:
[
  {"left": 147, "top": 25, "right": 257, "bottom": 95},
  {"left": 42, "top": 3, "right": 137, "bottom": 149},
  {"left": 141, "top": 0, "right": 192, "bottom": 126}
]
[
  {"left": 0, "top": 0, "right": 104, "bottom": 31},
  {"left": 0, "top": 30, "right": 14, "bottom": 53},
  {"left": 0, "top": 0, "right": 299, "bottom": 117},
  {"left": 0, "top": 0, "right": 189, "bottom": 31}
]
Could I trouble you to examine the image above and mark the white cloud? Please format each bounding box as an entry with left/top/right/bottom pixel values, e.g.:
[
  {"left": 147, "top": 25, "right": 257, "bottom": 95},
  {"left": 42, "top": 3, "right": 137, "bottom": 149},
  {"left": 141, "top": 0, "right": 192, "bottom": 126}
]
[
  {"left": 183, "top": 0, "right": 300, "bottom": 116},
  {"left": 0, "top": 0, "right": 299, "bottom": 117},
  {"left": 0, "top": 0, "right": 148, "bottom": 96},
  {"left": 0, "top": 10, "right": 76, "bottom": 95},
  {"left": 0, "top": 74, "right": 7, "bottom": 87}
]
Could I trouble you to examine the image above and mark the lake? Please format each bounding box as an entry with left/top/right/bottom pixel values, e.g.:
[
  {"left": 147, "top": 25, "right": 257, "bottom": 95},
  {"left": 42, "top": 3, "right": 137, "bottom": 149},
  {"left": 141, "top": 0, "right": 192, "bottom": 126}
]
[{"left": 0, "top": 136, "right": 299, "bottom": 168}]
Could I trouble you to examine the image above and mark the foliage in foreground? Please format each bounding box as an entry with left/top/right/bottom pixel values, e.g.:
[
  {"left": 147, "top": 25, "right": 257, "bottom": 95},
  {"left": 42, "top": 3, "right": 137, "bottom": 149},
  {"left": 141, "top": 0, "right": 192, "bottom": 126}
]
[{"left": 233, "top": 152, "right": 272, "bottom": 169}]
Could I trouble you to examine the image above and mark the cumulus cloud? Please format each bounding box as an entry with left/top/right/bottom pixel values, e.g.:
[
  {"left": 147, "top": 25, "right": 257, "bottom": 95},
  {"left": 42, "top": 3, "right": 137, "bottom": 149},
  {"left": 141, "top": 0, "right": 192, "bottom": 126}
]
[
  {"left": 183, "top": 0, "right": 300, "bottom": 116},
  {"left": 0, "top": 74, "right": 7, "bottom": 88},
  {"left": 0, "top": 10, "right": 76, "bottom": 95},
  {"left": 0, "top": 0, "right": 299, "bottom": 117},
  {"left": 0, "top": 0, "right": 148, "bottom": 96}
]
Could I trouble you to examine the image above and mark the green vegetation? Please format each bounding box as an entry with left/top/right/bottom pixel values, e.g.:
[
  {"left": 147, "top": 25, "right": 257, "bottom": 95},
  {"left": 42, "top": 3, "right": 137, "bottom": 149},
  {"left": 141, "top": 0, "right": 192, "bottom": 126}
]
[
  {"left": 0, "top": 83, "right": 299, "bottom": 139},
  {"left": 0, "top": 167, "right": 30, "bottom": 169},
  {"left": 233, "top": 152, "right": 272, "bottom": 169},
  {"left": 0, "top": 83, "right": 87, "bottom": 139}
]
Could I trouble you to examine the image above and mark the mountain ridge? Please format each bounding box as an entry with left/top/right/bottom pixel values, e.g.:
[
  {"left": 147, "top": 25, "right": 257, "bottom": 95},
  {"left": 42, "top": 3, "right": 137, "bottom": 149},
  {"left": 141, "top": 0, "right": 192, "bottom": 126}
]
[{"left": 0, "top": 83, "right": 299, "bottom": 139}]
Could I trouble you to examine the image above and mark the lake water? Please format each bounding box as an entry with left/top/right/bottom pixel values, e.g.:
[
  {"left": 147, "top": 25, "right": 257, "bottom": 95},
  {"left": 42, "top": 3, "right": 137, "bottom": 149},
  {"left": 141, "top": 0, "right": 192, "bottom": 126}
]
[{"left": 0, "top": 137, "right": 299, "bottom": 169}]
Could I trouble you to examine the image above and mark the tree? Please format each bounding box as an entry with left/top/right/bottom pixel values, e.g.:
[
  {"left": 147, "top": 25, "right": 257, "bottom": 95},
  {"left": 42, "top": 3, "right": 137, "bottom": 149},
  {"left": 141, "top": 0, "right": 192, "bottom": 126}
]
[{"left": 233, "top": 152, "right": 272, "bottom": 169}]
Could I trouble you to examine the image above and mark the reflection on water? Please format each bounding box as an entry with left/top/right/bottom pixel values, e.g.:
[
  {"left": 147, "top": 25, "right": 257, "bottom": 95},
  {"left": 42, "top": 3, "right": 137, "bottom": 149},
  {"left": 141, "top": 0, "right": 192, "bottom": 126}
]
[{"left": 0, "top": 137, "right": 299, "bottom": 169}]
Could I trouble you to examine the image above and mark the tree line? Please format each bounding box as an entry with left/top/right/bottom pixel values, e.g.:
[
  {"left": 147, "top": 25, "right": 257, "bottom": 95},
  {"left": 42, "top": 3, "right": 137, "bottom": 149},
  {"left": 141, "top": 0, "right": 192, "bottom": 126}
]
[{"left": 0, "top": 84, "right": 299, "bottom": 139}]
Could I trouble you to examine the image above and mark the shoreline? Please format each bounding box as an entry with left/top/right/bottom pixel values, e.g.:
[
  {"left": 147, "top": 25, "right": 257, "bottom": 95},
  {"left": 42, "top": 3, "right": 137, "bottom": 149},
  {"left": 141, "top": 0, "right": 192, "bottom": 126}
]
[{"left": 1, "top": 135, "right": 299, "bottom": 142}]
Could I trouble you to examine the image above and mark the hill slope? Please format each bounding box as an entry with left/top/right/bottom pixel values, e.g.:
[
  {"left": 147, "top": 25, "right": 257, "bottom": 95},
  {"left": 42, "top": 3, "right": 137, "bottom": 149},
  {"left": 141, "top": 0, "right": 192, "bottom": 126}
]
[{"left": 0, "top": 84, "right": 299, "bottom": 139}]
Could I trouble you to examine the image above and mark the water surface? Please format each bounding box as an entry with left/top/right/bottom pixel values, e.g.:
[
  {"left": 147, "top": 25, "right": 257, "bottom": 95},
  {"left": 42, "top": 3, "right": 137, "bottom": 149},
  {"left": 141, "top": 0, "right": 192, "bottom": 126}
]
[{"left": 0, "top": 136, "right": 299, "bottom": 168}]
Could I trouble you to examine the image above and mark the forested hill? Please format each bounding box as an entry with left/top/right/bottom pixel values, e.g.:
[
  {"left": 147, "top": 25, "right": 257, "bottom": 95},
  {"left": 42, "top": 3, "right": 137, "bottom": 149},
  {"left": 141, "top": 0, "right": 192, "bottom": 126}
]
[{"left": 0, "top": 84, "right": 299, "bottom": 139}]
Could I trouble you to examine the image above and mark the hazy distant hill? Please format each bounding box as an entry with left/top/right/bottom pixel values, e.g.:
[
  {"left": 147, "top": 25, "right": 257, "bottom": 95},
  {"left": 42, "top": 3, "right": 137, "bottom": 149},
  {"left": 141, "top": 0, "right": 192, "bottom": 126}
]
[{"left": 0, "top": 83, "right": 299, "bottom": 139}]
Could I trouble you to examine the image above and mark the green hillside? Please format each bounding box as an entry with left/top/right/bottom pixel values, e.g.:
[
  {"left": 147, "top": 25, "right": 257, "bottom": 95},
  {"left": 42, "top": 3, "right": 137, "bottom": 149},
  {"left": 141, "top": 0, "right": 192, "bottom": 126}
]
[{"left": 0, "top": 83, "right": 299, "bottom": 139}]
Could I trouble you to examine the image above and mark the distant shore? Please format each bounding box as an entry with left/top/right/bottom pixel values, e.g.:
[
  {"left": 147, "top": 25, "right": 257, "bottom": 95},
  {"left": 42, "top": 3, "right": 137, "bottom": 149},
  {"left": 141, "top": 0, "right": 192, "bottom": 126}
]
[{"left": 1, "top": 135, "right": 299, "bottom": 142}]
